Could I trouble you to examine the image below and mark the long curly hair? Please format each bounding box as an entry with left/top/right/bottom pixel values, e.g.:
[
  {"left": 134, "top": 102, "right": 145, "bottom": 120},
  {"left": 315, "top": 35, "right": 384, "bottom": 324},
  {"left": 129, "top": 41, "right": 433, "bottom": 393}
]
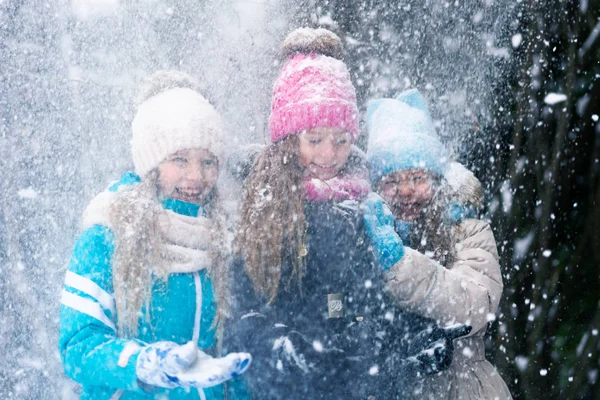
[
  {"left": 108, "top": 170, "right": 231, "bottom": 338},
  {"left": 234, "top": 136, "right": 305, "bottom": 302},
  {"left": 235, "top": 137, "right": 369, "bottom": 302}
]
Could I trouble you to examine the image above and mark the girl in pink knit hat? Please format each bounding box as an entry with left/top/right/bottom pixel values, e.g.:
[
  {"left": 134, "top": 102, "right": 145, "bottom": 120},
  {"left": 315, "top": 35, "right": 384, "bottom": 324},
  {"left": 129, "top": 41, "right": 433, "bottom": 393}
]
[
  {"left": 267, "top": 27, "right": 366, "bottom": 201},
  {"left": 229, "top": 28, "right": 456, "bottom": 399}
]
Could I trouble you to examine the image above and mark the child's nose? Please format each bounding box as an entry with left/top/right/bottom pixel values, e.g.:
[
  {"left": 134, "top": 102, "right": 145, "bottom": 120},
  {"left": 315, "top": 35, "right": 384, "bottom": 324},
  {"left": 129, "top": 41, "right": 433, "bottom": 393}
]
[
  {"left": 185, "top": 164, "right": 203, "bottom": 181},
  {"left": 321, "top": 141, "right": 336, "bottom": 158},
  {"left": 397, "top": 183, "right": 413, "bottom": 197}
]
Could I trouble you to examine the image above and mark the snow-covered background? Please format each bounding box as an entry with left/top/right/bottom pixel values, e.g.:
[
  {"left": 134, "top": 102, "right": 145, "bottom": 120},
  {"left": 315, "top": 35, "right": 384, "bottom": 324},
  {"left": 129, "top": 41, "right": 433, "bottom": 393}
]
[
  {"left": 1, "top": 1, "right": 293, "bottom": 397},
  {"left": 1, "top": 0, "right": 599, "bottom": 398}
]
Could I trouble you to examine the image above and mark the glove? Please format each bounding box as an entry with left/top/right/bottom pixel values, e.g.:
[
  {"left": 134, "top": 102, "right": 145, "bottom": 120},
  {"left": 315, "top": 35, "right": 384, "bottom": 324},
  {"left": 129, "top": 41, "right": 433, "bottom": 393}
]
[
  {"left": 136, "top": 341, "right": 252, "bottom": 389},
  {"left": 272, "top": 331, "right": 342, "bottom": 375},
  {"left": 405, "top": 324, "right": 472, "bottom": 376},
  {"left": 362, "top": 193, "right": 405, "bottom": 270}
]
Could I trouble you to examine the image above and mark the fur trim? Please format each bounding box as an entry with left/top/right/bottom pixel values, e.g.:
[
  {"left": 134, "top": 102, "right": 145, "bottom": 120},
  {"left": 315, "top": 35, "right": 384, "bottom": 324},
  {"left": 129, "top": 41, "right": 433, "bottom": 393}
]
[
  {"left": 445, "top": 162, "right": 483, "bottom": 208},
  {"left": 281, "top": 28, "right": 344, "bottom": 60},
  {"left": 81, "top": 190, "right": 118, "bottom": 231}
]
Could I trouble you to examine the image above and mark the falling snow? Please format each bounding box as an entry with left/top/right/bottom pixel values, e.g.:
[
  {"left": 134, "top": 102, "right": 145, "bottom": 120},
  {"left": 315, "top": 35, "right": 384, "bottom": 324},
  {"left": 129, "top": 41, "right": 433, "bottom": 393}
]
[{"left": 1, "top": 1, "right": 599, "bottom": 399}]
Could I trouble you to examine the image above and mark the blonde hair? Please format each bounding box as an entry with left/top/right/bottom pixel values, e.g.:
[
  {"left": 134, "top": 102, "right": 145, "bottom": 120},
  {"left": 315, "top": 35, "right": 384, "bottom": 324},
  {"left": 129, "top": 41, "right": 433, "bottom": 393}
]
[{"left": 109, "top": 170, "right": 230, "bottom": 338}]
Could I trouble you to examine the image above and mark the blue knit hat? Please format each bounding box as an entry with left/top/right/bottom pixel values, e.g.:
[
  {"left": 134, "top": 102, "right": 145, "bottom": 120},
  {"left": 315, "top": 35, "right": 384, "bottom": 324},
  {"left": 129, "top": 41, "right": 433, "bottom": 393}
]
[{"left": 366, "top": 89, "right": 449, "bottom": 184}]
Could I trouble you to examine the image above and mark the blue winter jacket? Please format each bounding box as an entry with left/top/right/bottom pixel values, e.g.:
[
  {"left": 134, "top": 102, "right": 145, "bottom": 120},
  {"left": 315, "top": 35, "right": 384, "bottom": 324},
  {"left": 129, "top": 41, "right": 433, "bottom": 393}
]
[
  {"left": 228, "top": 200, "right": 432, "bottom": 399},
  {"left": 59, "top": 173, "right": 246, "bottom": 400}
]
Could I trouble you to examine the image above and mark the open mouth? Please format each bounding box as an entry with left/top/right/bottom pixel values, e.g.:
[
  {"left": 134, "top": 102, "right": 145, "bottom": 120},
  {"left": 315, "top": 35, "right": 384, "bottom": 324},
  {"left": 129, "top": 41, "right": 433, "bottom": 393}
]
[
  {"left": 311, "top": 163, "right": 338, "bottom": 178},
  {"left": 393, "top": 202, "right": 424, "bottom": 216},
  {"left": 175, "top": 187, "right": 203, "bottom": 202}
]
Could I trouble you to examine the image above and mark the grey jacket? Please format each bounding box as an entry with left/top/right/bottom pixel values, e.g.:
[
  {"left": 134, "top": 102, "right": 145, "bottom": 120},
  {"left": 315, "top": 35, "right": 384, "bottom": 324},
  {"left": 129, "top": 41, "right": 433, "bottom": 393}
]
[{"left": 384, "top": 164, "right": 512, "bottom": 400}]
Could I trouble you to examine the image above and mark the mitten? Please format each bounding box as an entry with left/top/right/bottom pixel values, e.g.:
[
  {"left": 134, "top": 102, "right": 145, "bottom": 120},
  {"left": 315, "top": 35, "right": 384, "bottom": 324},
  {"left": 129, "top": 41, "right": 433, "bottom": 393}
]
[
  {"left": 406, "top": 324, "right": 472, "bottom": 375},
  {"left": 362, "top": 193, "right": 405, "bottom": 270},
  {"left": 136, "top": 341, "right": 252, "bottom": 389}
]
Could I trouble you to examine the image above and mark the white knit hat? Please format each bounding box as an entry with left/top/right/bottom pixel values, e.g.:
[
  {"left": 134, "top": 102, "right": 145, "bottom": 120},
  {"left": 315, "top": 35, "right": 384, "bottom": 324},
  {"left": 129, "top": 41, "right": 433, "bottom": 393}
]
[{"left": 131, "top": 87, "right": 225, "bottom": 178}]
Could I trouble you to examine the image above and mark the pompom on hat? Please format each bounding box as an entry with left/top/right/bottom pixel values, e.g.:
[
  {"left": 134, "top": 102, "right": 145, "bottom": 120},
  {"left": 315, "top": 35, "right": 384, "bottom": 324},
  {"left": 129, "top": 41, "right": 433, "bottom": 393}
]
[
  {"left": 269, "top": 28, "right": 359, "bottom": 142},
  {"left": 366, "top": 88, "right": 449, "bottom": 184},
  {"left": 131, "top": 71, "right": 225, "bottom": 178}
]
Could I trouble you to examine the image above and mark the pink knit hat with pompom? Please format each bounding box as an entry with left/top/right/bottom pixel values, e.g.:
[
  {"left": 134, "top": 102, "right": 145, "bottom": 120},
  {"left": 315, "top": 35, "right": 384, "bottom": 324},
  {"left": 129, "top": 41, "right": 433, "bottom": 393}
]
[{"left": 269, "top": 28, "right": 359, "bottom": 142}]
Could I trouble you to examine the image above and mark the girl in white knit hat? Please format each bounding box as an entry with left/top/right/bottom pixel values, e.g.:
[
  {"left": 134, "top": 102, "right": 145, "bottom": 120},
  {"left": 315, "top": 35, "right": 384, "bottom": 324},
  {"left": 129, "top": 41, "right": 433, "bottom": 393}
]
[{"left": 58, "top": 71, "right": 251, "bottom": 400}]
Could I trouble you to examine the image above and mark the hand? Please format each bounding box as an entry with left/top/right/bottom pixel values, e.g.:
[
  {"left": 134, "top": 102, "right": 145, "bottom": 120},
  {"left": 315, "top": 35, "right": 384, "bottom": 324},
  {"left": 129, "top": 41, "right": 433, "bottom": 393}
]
[
  {"left": 406, "top": 324, "right": 472, "bottom": 376},
  {"left": 136, "top": 341, "right": 252, "bottom": 389},
  {"left": 362, "top": 193, "right": 405, "bottom": 270}
]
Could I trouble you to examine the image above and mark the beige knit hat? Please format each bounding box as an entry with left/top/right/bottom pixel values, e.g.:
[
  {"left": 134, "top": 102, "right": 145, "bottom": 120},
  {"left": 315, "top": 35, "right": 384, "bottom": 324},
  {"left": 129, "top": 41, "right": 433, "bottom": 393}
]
[{"left": 131, "top": 87, "right": 225, "bottom": 178}]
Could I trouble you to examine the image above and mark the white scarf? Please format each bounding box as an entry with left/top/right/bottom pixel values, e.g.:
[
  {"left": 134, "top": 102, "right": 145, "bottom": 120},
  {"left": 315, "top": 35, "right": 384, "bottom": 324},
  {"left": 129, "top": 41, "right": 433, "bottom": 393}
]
[{"left": 81, "top": 190, "right": 213, "bottom": 274}]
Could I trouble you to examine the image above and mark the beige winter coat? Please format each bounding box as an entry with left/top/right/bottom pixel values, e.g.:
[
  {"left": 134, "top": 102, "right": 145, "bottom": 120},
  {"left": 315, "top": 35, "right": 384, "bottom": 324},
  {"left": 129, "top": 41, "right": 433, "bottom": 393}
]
[{"left": 385, "top": 218, "right": 513, "bottom": 400}]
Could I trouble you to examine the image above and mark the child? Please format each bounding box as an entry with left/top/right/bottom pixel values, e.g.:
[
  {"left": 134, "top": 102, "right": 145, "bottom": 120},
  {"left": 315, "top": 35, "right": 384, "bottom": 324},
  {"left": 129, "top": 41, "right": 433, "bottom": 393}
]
[
  {"left": 230, "top": 29, "right": 455, "bottom": 399},
  {"left": 364, "top": 89, "right": 513, "bottom": 399},
  {"left": 59, "top": 71, "right": 251, "bottom": 400}
]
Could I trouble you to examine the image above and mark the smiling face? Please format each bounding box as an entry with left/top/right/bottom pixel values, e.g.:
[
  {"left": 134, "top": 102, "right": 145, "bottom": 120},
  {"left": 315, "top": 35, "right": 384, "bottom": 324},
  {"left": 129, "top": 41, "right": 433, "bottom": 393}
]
[
  {"left": 157, "top": 148, "right": 218, "bottom": 205},
  {"left": 377, "top": 169, "right": 436, "bottom": 221},
  {"left": 297, "top": 127, "right": 352, "bottom": 180}
]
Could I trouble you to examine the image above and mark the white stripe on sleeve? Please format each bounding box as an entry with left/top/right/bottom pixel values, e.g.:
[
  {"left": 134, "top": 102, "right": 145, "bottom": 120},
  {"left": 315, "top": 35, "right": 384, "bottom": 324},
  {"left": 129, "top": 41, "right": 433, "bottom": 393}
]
[
  {"left": 192, "top": 272, "right": 202, "bottom": 344},
  {"left": 61, "top": 289, "right": 117, "bottom": 332},
  {"left": 64, "top": 271, "right": 116, "bottom": 315},
  {"left": 109, "top": 390, "right": 124, "bottom": 400}
]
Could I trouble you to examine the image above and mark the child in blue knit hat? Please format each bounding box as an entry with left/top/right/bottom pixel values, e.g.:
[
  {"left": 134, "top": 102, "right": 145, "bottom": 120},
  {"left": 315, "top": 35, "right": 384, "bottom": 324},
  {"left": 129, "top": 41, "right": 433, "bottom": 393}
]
[{"left": 362, "top": 89, "right": 512, "bottom": 400}]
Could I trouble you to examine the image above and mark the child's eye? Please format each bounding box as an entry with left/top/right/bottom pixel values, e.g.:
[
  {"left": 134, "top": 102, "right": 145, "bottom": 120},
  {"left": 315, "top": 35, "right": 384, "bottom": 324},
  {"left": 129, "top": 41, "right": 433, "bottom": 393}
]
[
  {"left": 309, "top": 139, "right": 321, "bottom": 145},
  {"left": 203, "top": 159, "right": 216, "bottom": 166},
  {"left": 335, "top": 139, "right": 348, "bottom": 145},
  {"left": 173, "top": 157, "right": 187, "bottom": 164}
]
